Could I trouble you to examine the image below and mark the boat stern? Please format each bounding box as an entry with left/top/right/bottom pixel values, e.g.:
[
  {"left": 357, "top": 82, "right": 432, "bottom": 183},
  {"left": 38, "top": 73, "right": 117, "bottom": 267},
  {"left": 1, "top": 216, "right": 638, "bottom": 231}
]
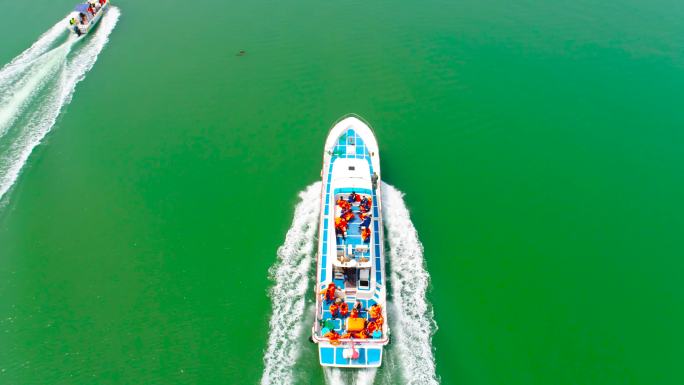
[{"left": 318, "top": 343, "right": 383, "bottom": 368}]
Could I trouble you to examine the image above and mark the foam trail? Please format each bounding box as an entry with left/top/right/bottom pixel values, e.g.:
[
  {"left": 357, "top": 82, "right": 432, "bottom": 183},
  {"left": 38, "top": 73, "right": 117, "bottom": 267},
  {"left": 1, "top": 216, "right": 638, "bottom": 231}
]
[
  {"left": 382, "top": 182, "right": 439, "bottom": 385},
  {"left": 0, "top": 40, "right": 73, "bottom": 138},
  {"left": 323, "top": 367, "right": 376, "bottom": 385},
  {"left": 0, "top": 8, "right": 120, "bottom": 202},
  {"left": 0, "top": 20, "right": 67, "bottom": 89},
  {"left": 354, "top": 368, "right": 377, "bottom": 385},
  {"left": 324, "top": 368, "right": 345, "bottom": 385},
  {"left": 261, "top": 182, "right": 321, "bottom": 385}
]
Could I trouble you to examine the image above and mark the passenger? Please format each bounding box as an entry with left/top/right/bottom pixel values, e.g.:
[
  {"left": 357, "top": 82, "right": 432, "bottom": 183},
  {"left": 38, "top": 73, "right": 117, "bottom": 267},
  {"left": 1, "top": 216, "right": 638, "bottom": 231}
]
[
  {"left": 350, "top": 308, "right": 359, "bottom": 318},
  {"left": 329, "top": 302, "right": 339, "bottom": 318},
  {"left": 359, "top": 214, "right": 372, "bottom": 229},
  {"left": 324, "top": 330, "right": 341, "bottom": 346},
  {"left": 334, "top": 217, "right": 348, "bottom": 240},
  {"left": 348, "top": 191, "right": 359, "bottom": 203},
  {"left": 366, "top": 321, "right": 377, "bottom": 334},
  {"left": 323, "top": 282, "right": 336, "bottom": 303},
  {"left": 353, "top": 300, "right": 364, "bottom": 313},
  {"left": 360, "top": 198, "right": 371, "bottom": 213},
  {"left": 79, "top": 13, "right": 87, "bottom": 24},
  {"left": 339, "top": 302, "right": 349, "bottom": 317},
  {"left": 353, "top": 330, "right": 368, "bottom": 339},
  {"left": 361, "top": 227, "right": 371, "bottom": 243},
  {"left": 87, "top": 4, "right": 95, "bottom": 15},
  {"left": 369, "top": 304, "right": 382, "bottom": 320},
  {"left": 336, "top": 196, "right": 350, "bottom": 210},
  {"left": 341, "top": 209, "right": 354, "bottom": 222}
]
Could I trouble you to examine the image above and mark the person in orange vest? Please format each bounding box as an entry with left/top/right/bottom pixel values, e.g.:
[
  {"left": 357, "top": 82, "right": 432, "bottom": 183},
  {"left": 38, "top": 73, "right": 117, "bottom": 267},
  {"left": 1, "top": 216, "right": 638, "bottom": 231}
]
[
  {"left": 321, "top": 282, "right": 336, "bottom": 303},
  {"left": 335, "top": 217, "right": 348, "bottom": 240},
  {"left": 353, "top": 330, "right": 369, "bottom": 339},
  {"left": 336, "top": 196, "right": 351, "bottom": 210},
  {"left": 339, "top": 302, "right": 349, "bottom": 317},
  {"left": 342, "top": 209, "right": 354, "bottom": 222},
  {"left": 361, "top": 227, "right": 371, "bottom": 243},
  {"left": 369, "top": 304, "right": 382, "bottom": 320},
  {"left": 360, "top": 196, "right": 372, "bottom": 212},
  {"left": 350, "top": 308, "right": 359, "bottom": 318},
  {"left": 329, "top": 302, "right": 339, "bottom": 318},
  {"left": 325, "top": 330, "right": 341, "bottom": 346},
  {"left": 366, "top": 321, "right": 377, "bottom": 334}
]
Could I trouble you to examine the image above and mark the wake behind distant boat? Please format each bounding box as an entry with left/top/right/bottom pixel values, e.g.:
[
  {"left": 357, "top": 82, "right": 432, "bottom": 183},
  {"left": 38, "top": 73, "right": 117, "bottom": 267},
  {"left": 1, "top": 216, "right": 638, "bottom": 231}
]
[
  {"left": 312, "top": 115, "right": 389, "bottom": 368},
  {"left": 67, "top": 0, "right": 110, "bottom": 36}
]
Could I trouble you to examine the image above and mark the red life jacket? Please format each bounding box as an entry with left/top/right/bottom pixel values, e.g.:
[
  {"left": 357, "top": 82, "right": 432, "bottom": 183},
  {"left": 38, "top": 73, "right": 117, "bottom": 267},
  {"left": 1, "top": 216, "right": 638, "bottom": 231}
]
[
  {"left": 369, "top": 305, "right": 382, "bottom": 319},
  {"left": 339, "top": 302, "right": 349, "bottom": 316},
  {"left": 325, "top": 283, "right": 336, "bottom": 301}
]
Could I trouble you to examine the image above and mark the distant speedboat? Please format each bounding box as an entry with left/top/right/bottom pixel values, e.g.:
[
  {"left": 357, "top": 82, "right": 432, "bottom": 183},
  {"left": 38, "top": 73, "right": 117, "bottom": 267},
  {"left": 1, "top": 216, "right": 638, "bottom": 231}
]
[
  {"left": 66, "top": 0, "right": 110, "bottom": 36},
  {"left": 312, "top": 115, "right": 389, "bottom": 368}
]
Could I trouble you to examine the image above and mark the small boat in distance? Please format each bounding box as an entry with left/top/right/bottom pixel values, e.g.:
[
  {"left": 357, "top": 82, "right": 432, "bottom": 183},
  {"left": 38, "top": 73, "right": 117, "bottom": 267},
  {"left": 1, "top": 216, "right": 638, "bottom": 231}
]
[
  {"left": 312, "top": 115, "right": 389, "bottom": 368},
  {"left": 67, "top": 0, "right": 110, "bottom": 36}
]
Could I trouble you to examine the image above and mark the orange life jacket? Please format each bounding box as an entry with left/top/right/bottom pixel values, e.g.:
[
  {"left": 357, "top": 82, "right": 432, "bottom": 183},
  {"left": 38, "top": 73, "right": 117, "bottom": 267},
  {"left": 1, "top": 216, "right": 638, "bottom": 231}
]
[
  {"left": 361, "top": 228, "right": 371, "bottom": 242},
  {"left": 350, "top": 309, "right": 359, "bottom": 318},
  {"left": 325, "top": 283, "right": 336, "bottom": 301},
  {"left": 354, "top": 330, "right": 368, "bottom": 339},
  {"left": 369, "top": 305, "right": 382, "bottom": 319},
  {"left": 325, "top": 330, "right": 341, "bottom": 345},
  {"left": 366, "top": 321, "right": 377, "bottom": 333},
  {"left": 330, "top": 303, "right": 339, "bottom": 316},
  {"left": 375, "top": 316, "right": 384, "bottom": 327},
  {"left": 339, "top": 302, "right": 349, "bottom": 316}
]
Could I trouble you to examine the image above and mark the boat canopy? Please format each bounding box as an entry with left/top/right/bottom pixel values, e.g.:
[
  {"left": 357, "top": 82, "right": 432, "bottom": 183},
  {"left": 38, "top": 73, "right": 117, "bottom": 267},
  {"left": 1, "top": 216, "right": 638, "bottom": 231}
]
[{"left": 74, "top": 4, "right": 89, "bottom": 12}]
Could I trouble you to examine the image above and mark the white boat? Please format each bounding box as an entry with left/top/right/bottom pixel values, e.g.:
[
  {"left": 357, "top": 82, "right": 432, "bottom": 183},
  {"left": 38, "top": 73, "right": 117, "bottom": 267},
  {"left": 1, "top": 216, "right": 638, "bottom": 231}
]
[
  {"left": 66, "top": 1, "right": 110, "bottom": 36},
  {"left": 312, "top": 115, "right": 389, "bottom": 368}
]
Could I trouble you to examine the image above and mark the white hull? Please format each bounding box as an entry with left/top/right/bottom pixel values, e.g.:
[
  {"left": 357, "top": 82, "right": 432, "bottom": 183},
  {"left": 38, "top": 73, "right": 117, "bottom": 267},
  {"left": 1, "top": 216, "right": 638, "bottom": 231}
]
[
  {"left": 312, "top": 115, "right": 388, "bottom": 368},
  {"left": 67, "top": 2, "right": 109, "bottom": 36}
]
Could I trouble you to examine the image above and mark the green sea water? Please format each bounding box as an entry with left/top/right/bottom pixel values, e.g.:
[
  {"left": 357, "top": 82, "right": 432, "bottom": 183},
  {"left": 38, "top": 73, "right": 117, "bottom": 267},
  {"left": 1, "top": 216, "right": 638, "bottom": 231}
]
[{"left": 1, "top": 0, "right": 683, "bottom": 384}]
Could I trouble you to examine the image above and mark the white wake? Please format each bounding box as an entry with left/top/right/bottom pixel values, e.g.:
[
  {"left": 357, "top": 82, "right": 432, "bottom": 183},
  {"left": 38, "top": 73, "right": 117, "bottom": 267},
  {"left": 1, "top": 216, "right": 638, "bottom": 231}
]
[
  {"left": 0, "top": 8, "right": 121, "bottom": 202},
  {"left": 262, "top": 182, "right": 438, "bottom": 385},
  {"left": 382, "top": 182, "right": 439, "bottom": 385},
  {"left": 324, "top": 368, "right": 377, "bottom": 385},
  {"left": 261, "top": 182, "right": 321, "bottom": 385}
]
